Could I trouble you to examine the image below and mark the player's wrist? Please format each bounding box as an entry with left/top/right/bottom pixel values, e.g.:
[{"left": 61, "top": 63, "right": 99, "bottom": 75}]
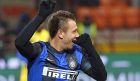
[{"left": 33, "top": 15, "right": 45, "bottom": 23}]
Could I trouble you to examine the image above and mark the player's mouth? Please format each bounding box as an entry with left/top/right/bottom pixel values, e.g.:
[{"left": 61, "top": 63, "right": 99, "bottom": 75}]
[{"left": 72, "top": 38, "right": 77, "bottom": 43}]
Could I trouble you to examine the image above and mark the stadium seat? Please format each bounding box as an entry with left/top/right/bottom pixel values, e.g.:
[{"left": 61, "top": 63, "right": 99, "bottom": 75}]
[
  {"left": 76, "top": 7, "right": 92, "bottom": 22},
  {"left": 91, "top": 7, "right": 109, "bottom": 30},
  {"left": 1, "top": 5, "right": 36, "bottom": 17},
  {"left": 125, "top": 7, "right": 140, "bottom": 29},
  {"left": 108, "top": 6, "right": 125, "bottom": 29},
  {"left": 100, "top": 0, "right": 112, "bottom": 7}
]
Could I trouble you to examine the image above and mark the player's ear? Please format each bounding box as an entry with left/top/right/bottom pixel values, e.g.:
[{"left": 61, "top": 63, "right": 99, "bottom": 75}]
[{"left": 58, "top": 29, "right": 64, "bottom": 39}]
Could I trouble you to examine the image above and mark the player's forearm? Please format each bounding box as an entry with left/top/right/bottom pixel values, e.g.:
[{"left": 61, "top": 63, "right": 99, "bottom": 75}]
[
  {"left": 15, "top": 15, "right": 44, "bottom": 47},
  {"left": 74, "top": 33, "right": 107, "bottom": 80},
  {"left": 15, "top": 0, "right": 56, "bottom": 47},
  {"left": 81, "top": 50, "right": 107, "bottom": 81},
  {"left": 87, "top": 46, "right": 107, "bottom": 81}
]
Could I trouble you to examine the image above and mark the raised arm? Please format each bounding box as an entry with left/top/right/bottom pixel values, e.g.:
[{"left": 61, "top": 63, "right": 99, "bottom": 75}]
[
  {"left": 15, "top": 0, "right": 56, "bottom": 61},
  {"left": 74, "top": 33, "right": 107, "bottom": 81}
]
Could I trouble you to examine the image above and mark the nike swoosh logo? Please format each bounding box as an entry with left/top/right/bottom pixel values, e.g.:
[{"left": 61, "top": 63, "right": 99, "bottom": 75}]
[{"left": 47, "top": 58, "right": 54, "bottom": 62}]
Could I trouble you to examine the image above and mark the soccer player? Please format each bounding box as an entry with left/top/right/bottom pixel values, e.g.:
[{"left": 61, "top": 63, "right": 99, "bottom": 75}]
[{"left": 15, "top": 0, "right": 107, "bottom": 81}]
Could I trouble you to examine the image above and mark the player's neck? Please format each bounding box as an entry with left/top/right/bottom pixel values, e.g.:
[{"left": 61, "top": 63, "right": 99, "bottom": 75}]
[{"left": 49, "top": 38, "right": 64, "bottom": 52}]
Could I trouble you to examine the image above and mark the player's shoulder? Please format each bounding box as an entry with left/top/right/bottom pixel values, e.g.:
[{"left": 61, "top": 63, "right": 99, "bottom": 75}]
[
  {"left": 33, "top": 41, "right": 48, "bottom": 52},
  {"left": 73, "top": 44, "right": 82, "bottom": 52},
  {"left": 35, "top": 41, "right": 46, "bottom": 47}
]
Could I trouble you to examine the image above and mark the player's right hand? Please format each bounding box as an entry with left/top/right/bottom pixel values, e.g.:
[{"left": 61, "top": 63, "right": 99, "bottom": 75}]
[{"left": 38, "top": 0, "right": 56, "bottom": 17}]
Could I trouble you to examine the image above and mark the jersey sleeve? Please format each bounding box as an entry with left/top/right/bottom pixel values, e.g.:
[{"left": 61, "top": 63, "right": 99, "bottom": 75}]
[{"left": 15, "top": 16, "right": 45, "bottom": 62}]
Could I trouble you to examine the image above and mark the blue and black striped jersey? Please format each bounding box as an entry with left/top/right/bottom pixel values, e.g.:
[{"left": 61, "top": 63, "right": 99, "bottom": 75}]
[{"left": 27, "top": 42, "right": 83, "bottom": 81}]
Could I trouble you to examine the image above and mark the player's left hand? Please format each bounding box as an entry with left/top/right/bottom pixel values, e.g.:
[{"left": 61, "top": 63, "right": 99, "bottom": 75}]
[{"left": 74, "top": 33, "right": 93, "bottom": 51}]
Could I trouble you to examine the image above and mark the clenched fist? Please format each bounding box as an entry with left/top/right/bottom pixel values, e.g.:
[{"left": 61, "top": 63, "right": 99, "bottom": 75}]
[{"left": 38, "top": 0, "right": 56, "bottom": 18}]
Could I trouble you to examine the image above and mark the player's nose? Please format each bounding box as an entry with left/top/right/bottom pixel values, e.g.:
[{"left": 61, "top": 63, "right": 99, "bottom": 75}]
[{"left": 76, "top": 32, "right": 79, "bottom": 38}]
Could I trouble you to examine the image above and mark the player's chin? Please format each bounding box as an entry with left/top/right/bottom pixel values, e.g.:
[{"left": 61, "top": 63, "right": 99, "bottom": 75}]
[
  {"left": 69, "top": 43, "right": 74, "bottom": 49},
  {"left": 67, "top": 46, "right": 73, "bottom": 50}
]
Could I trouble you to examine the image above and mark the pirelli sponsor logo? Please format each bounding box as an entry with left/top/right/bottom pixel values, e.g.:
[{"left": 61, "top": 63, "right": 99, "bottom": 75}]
[{"left": 42, "top": 66, "right": 78, "bottom": 80}]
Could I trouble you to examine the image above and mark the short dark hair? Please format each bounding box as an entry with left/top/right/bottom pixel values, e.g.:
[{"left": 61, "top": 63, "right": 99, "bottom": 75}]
[{"left": 47, "top": 10, "right": 76, "bottom": 38}]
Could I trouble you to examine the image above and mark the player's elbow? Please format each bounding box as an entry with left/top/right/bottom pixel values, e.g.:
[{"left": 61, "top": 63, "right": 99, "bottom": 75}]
[
  {"left": 101, "top": 70, "right": 107, "bottom": 81},
  {"left": 97, "top": 69, "right": 107, "bottom": 81},
  {"left": 105, "top": 71, "right": 107, "bottom": 80},
  {"left": 15, "top": 37, "right": 23, "bottom": 49},
  {"left": 15, "top": 38, "right": 19, "bottom": 47}
]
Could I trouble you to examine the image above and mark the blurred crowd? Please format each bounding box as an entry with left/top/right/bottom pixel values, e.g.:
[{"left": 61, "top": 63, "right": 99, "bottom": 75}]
[
  {"left": 0, "top": 0, "right": 140, "bottom": 81},
  {"left": 0, "top": 0, "right": 100, "bottom": 59},
  {"left": 0, "top": 12, "right": 15, "bottom": 59},
  {"left": 0, "top": 0, "right": 140, "bottom": 59}
]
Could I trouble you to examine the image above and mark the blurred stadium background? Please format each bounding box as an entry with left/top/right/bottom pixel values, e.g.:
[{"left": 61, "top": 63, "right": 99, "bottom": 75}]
[{"left": 0, "top": 0, "right": 140, "bottom": 81}]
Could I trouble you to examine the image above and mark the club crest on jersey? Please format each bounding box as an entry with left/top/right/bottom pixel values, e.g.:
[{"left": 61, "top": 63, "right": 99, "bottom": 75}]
[{"left": 68, "top": 56, "right": 77, "bottom": 70}]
